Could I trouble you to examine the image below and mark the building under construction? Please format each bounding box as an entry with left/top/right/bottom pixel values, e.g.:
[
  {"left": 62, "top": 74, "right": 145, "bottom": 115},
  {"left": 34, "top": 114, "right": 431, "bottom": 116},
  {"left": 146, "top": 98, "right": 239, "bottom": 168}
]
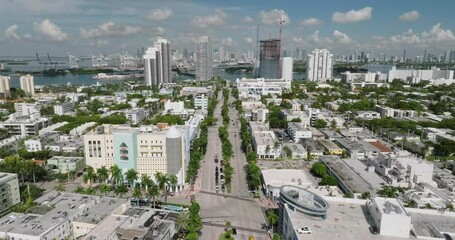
[{"left": 259, "top": 39, "right": 281, "bottom": 79}]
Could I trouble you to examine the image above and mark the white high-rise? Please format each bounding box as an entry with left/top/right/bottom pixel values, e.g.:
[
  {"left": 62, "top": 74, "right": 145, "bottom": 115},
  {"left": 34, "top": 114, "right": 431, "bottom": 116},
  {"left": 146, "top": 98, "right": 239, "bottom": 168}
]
[
  {"left": 143, "top": 38, "right": 171, "bottom": 86},
  {"left": 0, "top": 76, "right": 11, "bottom": 98},
  {"left": 20, "top": 74, "right": 35, "bottom": 96},
  {"left": 281, "top": 57, "right": 293, "bottom": 81},
  {"left": 307, "top": 49, "right": 333, "bottom": 82},
  {"left": 196, "top": 36, "right": 213, "bottom": 81}
]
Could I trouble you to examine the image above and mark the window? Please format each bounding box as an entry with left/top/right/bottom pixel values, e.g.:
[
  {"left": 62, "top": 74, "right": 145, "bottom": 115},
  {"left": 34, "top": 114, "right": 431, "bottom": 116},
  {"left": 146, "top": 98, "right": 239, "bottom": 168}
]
[{"left": 120, "top": 142, "right": 129, "bottom": 161}]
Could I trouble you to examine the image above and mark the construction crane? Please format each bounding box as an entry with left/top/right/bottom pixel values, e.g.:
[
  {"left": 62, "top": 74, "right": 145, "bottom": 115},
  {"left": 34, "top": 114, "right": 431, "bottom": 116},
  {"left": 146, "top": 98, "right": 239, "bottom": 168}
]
[
  {"left": 47, "top": 53, "right": 58, "bottom": 69},
  {"left": 68, "top": 51, "right": 79, "bottom": 69},
  {"left": 36, "top": 52, "right": 48, "bottom": 70}
]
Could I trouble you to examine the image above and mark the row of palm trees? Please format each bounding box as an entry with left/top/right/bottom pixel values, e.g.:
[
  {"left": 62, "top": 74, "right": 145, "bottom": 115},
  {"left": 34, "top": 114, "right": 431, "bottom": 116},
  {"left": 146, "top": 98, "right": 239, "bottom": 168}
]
[{"left": 80, "top": 165, "right": 178, "bottom": 204}]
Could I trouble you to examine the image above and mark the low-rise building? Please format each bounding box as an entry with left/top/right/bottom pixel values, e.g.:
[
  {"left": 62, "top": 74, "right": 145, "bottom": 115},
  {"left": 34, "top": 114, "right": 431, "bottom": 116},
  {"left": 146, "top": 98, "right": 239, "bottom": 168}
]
[
  {"left": 376, "top": 105, "right": 418, "bottom": 118},
  {"left": 47, "top": 156, "right": 85, "bottom": 173},
  {"left": 367, "top": 197, "right": 411, "bottom": 238},
  {"left": 0, "top": 113, "right": 50, "bottom": 136},
  {"left": 286, "top": 122, "right": 312, "bottom": 141},
  {"left": 125, "top": 108, "right": 148, "bottom": 124},
  {"left": 249, "top": 122, "right": 281, "bottom": 159},
  {"left": 283, "top": 142, "right": 308, "bottom": 160},
  {"left": 318, "top": 139, "right": 342, "bottom": 155},
  {"left": 301, "top": 139, "right": 324, "bottom": 157},
  {"left": 0, "top": 173, "right": 20, "bottom": 213},
  {"left": 194, "top": 94, "right": 208, "bottom": 109},
  {"left": 356, "top": 111, "right": 381, "bottom": 120},
  {"left": 54, "top": 102, "right": 75, "bottom": 115},
  {"left": 236, "top": 78, "right": 290, "bottom": 100}
]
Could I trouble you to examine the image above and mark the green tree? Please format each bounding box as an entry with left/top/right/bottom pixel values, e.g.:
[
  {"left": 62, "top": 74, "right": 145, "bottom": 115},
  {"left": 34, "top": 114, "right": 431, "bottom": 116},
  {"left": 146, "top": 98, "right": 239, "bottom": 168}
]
[
  {"left": 55, "top": 183, "right": 65, "bottom": 192},
  {"left": 96, "top": 166, "right": 109, "bottom": 184},
  {"left": 377, "top": 186, "right": 401, "bottom": 198},
  {"left": 175, "top": 211, "right": 190, "bottom": 235},
  {"left": 169, "top": 175, "right": 178, "bottom": 192},
  {"left": 109, "top": 165, "right": 122, "bottom": 186},
  {"left": 360, "top": 191, "right": 371, "bottom": 199},
  {"left": 267, "top": 210, "right": 278, "bottom": 232},
  {"left": 311, "top": 162, "right": 327, "bottom": 177},
  {"left": 315, "top": 119, "right": 327, "bottom": 129},
  {"left": 155, "top": 172, "right": 170, "bottom": 202},
  {"left": 147, "top": 183, "right": 160, "bottom": 208},
  {"left": 99, "top": 183, "right": 111, "bottom": 196},
  {"left": 83, "top": 166, "right": 97, "bottom": 186},
  {"left": 320, "top": 175, "right": 338, "bottom": 186},
  {"left": 140, "top": 174, "right": 153, "bottom": 191},
  {"left": 75, "top": 186, "right": 85, "bottom": 194},
  {"left": 125, "top": 169, "right": 138, "bottom": 188},
  {"left": 114, "top": 184, "right": 128, "bottom": 198},
  {"left": 85, "top": 187, "right": 97, "bottom": 195},
  {"left": 132, "top": 185, "right": 142, "bottom": 205},
  {"left": 273, "top": 234, "right": 282, "bottom": 240}
]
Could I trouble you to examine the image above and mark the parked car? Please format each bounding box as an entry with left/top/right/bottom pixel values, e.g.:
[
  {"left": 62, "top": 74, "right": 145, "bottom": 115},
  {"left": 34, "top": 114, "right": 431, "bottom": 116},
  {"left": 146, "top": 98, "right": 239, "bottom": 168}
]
[{"left": 297, "top": 227, "right": 312, "bottom": 234}]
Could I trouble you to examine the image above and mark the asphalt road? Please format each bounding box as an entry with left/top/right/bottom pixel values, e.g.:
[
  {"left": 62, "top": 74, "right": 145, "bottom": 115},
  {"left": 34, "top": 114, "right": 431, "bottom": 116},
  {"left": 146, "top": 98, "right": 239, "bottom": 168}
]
[{"left": 196, "top": 90, "right": 268, "bottom": 240}]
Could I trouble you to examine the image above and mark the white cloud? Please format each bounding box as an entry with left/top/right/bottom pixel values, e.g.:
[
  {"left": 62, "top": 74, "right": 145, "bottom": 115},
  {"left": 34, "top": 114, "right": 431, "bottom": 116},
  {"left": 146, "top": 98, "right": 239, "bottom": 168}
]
[
  {"left": 309, "top": 30, "right": 333, "bottom": 45},
  {"left": 332, "top": 7, "right": 372, "bottom": 23},
  {"left": 259, "top": 9, "right": 290, "bottom": 25},
  {"left": 156, "top": 27, "right": 164, "bottom": 34},
  {"left": 301, "top": 18, "right": 322, "bottom": 26},
  {"left": 33, "top": 19, "right": 68, "bottom": 41},
  {"left": 244, "top": 37, "right": 253, "bottom": 43},
  {"left": 221, "top": 37, "right": 235, "bottom": 46},
  {"left": 389, "top": 23, "right": 455, "bottom": 44},
  {"left": 333, "top": 30, "right": 354, "bottom": 44},
  {"left": 23, "top": 34, "right": 32, "bottom": 39},
  {"left": 146, "top": 8, "right": 173, "bottom": 21},
  {"left": 399, "top": 10, "right": 420, "bottom": 22},
  {"left": 80, "top": 22, "right": 142, "bottom": 39},
  {"left": 97, "top": 39, "right": 108, "bottom": 46},
  {"left": 191, "top": 9, "right": 227, "bottom": 28},
  {"left": 5, "top": 24, "right": 20, "bottom": 39},
  {"left": 242, "top": 16, "right": 254, "bottom": 23}
]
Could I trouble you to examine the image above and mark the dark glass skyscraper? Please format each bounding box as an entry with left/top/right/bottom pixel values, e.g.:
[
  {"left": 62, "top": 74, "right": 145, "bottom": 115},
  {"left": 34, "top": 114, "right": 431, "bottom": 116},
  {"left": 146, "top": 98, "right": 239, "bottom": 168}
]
[{"left": 259, "top": 39, "right": 280, "bottom": 79}]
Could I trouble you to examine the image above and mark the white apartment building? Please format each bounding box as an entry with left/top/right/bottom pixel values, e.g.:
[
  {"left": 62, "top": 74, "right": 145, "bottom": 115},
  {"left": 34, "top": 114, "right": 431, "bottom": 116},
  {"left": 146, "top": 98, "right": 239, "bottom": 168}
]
[
  {"left": 281, "top": 57, "right": 293, "bottom": 81},
  {"left": 236, "top": 78, "right": 291, "bottom": 100},
  {"left": 251, "top": 108, "right": 269, "bottom": 123},
  {"left": 307, "top": 49, "right": 333, "bottom": 82},
  {"left": 53, "top": 102, "right": 75, "bottom": 115},
  {"left": 84, "top": 124, "right": 188, "bottom": 186},
  {"left": 249, "top": 122, "right": 281, "bottom": 159},
  {"left": 376, "top": 105, "right": 418, "bottom": 118},
  {"left": 125, "top": 108, "right": 148, "bottom": 124},
  {"left": 0, "top": 172, "right": 20, "bottom": 213},
  {"left": 143, "top": 38, "right": 172, "bottom": 86},
  {"left": 356, "top": 111, "right": 381, "bottom": 120},
  {"left": 14, "top": 102, "right": 42, "bottom": 115},
  {"left": 0, "top": 76, "right": 11, "bottom": 98},
  {"left": 388, "top": 66, "right": 454, "bottom": 83},
  {"left": 194, "top": 94, "right": 208, "bottom": 109},
  {"left": 286, "top": 122, "right": 312, "bottom": 141},
  {"left": 367, "top": 197, "right": 411, "bottom": 238},
  {"left": 0, "top": 113, "right": 49, "bottom": 136},
  {"left": 164, "top": 101, "right": 185, "bottom": 114},
  {"left": 20, "top": 74, "right": 35, "bottom": 96},
  {"left": 341, "top": 71, "right": 387, "bottom": 83}
]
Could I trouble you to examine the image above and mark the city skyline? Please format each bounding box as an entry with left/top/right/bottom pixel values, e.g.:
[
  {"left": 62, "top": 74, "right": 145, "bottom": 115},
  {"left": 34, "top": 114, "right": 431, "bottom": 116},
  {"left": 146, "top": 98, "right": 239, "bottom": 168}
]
[{"left": 0, "top": 0, "right": 455, "bottom": 57}]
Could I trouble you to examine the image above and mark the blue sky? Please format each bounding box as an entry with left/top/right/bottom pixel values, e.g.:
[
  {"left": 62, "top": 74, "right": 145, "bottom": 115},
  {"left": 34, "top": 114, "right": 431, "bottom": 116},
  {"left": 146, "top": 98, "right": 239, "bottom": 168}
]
[{"left": 1, "top": 0, "right": 455, "bottom": 57}]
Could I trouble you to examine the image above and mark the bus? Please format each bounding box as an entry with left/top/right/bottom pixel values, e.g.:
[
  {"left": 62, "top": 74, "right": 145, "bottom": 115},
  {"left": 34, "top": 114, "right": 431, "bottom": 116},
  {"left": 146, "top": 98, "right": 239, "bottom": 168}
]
[{"left": 163, "top": 205, "right": 187, "bottom": 213}]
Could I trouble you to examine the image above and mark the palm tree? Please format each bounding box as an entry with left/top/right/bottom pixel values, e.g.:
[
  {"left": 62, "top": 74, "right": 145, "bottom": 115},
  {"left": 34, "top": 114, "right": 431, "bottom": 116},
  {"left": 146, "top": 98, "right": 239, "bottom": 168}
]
[
  {"left": 169, "top": 175, "right": 178, "bottom": 193},
  {"left": 83, "top": 166, "right": 97, "bottom": 186},
  {"left": 55, "top": 183, "right": 65, "bottom": 192},
  {"left": 74, "top": 186, "right": 85, "bottom": 194},
  {"left": 125, "top": 169, "right": 138, "bottom": 188},
  {"left": 155, "top": 172, "right": 170, "bottom": 202},
  {"left": 175, "top": 211, "right": 190, "bottom": 235},
  {"left": 85, "top": 187, "right": 96, "bottom": 195},
  {"left": 140, "top": 174, "right": 153, "bottom": 191},
  {"left": 147, "top": 183, "right": 160, "bottom": 208},
  {"left": 110, "top": 165, "right": 122, "bottom": 186},
  {"left": 99, "top": 183, "right": 111, "bottom": 196},
  {"left": 267, "top": 210, "right": 278, "bottom": 234},
  {"left": 97, "top": 166, "right": 109, "bottom": 184},
  {"left": 114, "top": 184, "right": 128, "bottom": 198}
]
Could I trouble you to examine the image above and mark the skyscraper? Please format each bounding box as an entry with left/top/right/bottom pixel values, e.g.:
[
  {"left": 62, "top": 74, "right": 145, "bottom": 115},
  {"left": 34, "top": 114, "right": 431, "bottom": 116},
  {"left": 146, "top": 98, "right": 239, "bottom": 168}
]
[
  {"left": 20, "top": 74, "right": 34, "bottom": 96},
  {"left": 259, "top": 39, "right": 280, "bottom": 79},
  {"left": 195, "top": 36, "right": 213, "bottom": 81},
  {"left": 281, "top": 57, "right": 293, "bottom": 81},
  {"left": 0, "top": 76, "right": 11, "bottom": 98},
  {"left": 143, "top": 38, "right": 172, "bottom": 86},
  {"left": 306, "top": 49, "right": 333, "bottom": 82}
]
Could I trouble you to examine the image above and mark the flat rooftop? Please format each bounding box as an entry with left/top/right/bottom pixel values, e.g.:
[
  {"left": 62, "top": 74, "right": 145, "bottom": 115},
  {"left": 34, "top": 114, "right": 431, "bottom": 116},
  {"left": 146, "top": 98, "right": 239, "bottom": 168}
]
[
  {"left": 283, "top": 143, "right": 307, "bottom": 154},
  {"left": 318, "top": 139, "right": 341, "bottom": 150},
  {"left": 288, "top": 197, "right": 407, "bottom": 240},
  {"left": 341, "top": 158, "right": 386, "bottom": 192},
  {"left": 0, "top": 172, "right": 17, "bottom": 182},
  {"left": 366, "top": 140, "right": 393, "bottom": 153},
  {"left": 253, "top": 131, "right": 276, "bottom": 146},
  {"left": 74, "top": 197, "right": 128, "bottom": 224},
  {"left": 410, "top": 211, "right": 455, "bottom": 238},
  {"left": 288, "top": 122, "right": 309, "bottom": 131},
  {"left": 47, "top": 156, "right": 84, "bottom": 163},
  {"left": 262, "top": 169, "right": 312, "bottom": 188}
]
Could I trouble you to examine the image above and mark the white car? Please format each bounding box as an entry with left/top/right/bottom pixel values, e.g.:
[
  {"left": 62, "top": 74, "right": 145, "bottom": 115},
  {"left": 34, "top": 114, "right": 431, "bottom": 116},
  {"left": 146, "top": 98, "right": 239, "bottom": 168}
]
[{"left": 297, "top": 227, "right": 312, "bottom": 234}]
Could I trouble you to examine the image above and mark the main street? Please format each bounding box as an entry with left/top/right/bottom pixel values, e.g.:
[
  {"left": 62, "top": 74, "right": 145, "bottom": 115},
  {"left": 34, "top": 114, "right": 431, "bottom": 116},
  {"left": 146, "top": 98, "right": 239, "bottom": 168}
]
[{"left": 195, "top": 87, "right": 268, "bottom": 240}]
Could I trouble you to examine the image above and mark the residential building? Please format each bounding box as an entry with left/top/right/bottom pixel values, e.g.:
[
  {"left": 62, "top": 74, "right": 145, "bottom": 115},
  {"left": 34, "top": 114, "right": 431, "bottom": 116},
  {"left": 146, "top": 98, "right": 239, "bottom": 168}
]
[
  {"left": 282, "top": 142, "right": 308, "bottom": 160},
  {"left": 236, "top": 78, "right": 291, "bottom": 100},
  {"left": 164, "top": 101, "right": 185, "bottom": 114},
  {"left": 306, "top": 49, "right": 333, "bottom": 82},
  {"left": 318, "top": 139, "right": 342, "bottom": 155},
  {"left": 281, "top": 57, "right": 293, "bottom": 81},
  {"left": 14, "top": 102, "right": 42, "bottom": 115},
  {"left": 356, "top": 111, "right": 381, "bottom": 120},
  {"left": 249, "top": 122, "right": 281, "bottom": 159},
  {"left": 376, "top": 105, "right": 418, "bottom": 118},
  {"left": 53, "top": 102, "right": 75, "bottom": 115},
  {"left": 286, "top": 122, "right": 312, "bottom": 141},
  {"left": 194, "top": 94, "right": 208, "bottom": 109},
  {"left": 47, "top": 156, "right": 85, "bottom": 173},
  {"left": 0, "top": 113, "right": 50, "bottom": 136},
  {"left": 0, "top": 173, "right": 20, "bottom": 213},
  {"left": 83, "top": 124, "right": 188, "bottom": 187},
  {"left": 388, "top": 66, "right": 454, "bottom": 83},
  {"left": 180, "top": 86, "right": 213, "bottom": 98},
  {"left": 143, "top": 38, "right": 172, "bottom": 86},
  {"left": 251, "top": 107, "right": 269, "bottom": 123},
  {"left": 0, "top": 76, "right": 11, "bottom": 98},
  {"left": 195, "top": 36, "right": 213, "bottom": 81},
  {"left": 367, "top": 197, "right": 411, "bottom": 238},
  {"left": 20, "top": 74, "right": 35, "bottom": 96},
  {"left": 125, "top": 108, "right": 148, "bottom": 124},
  {"left": 259, "top": 39, "right": 280, "bottom": 79}
]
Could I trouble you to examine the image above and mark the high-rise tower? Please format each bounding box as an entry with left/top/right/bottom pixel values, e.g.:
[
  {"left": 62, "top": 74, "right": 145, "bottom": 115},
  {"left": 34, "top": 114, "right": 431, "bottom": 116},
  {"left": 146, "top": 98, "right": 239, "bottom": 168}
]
[{"left": 195, "top": 36, "right": 213, "bottom": 81}]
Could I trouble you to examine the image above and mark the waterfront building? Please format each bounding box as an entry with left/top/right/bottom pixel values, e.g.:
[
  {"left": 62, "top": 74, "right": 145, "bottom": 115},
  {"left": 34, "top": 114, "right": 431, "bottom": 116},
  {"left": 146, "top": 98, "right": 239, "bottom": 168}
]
[
  {"left": 195, "top": 36, "right": 213, "bottom": 81},
  {"left": 14, "top": 102, "right": 42, "bottom": 115},
  {"left": 20, "top": 74, "right": 35, "bottom": 96},
  {"left": 281, "top": 57, "right": 293, "bottom": 81},
  {"left": 0, "top": 76, "right": 11, "bottom": 98},
  {"left": 143, "top": 38, "right": 172, "bottom": 86},
  {"left": 307, "top": 49, "right": 333, "bottom": 82},
  {"left": 259, "top": 39, "right": 281, "bottom": 79}
]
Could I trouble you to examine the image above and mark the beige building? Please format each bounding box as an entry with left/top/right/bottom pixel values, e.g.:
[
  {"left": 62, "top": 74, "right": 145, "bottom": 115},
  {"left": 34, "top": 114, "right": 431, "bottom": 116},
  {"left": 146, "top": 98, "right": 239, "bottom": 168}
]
[
  {"left": 0, "top": 172, "right": 20, "bottom": 213},
  {"left": 20, "top": 74, "right": 35, "bottom": 96},
  {"left": 0, "top": 76, "right": 11, "bottom": 98}
]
